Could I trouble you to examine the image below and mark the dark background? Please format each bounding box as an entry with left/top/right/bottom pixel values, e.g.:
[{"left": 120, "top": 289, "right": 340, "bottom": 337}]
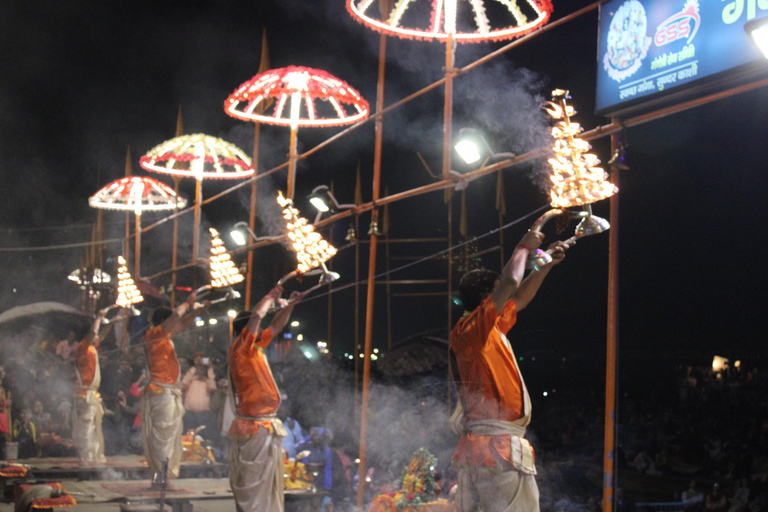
[{"left": 1, "top": 0, "right": 767, "bottom": 394}]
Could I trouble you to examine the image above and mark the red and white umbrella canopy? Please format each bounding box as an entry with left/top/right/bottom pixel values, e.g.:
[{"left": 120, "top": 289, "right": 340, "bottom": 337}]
[
  {"left": 139, "top": 133, "right": 253, "bottom": 180},
  {"left": 346, "top": 0, "right": 552, "bottom": 42},
  {"left": 89, "top": 176, "right": 187, "bottom": 215},
  {"left": 225, "top": 66, "right": 370, "bottom": 129}
]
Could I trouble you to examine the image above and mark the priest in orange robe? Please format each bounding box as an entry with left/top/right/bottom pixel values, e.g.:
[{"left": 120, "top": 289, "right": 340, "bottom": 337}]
[
  {"left": 228, "top": 286, "right": 303, "bottom": 512},
  {"left": 73, "top": 310, "right": 113, "bottom": 463},
  {"left": 141, "top": 292, "right": 207, "bottom": 479},
  {"left": 449, "top": 231, "right": 570, "bottom": 512}
]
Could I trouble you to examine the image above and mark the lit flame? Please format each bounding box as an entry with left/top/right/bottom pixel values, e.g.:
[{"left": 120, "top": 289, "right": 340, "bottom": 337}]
[
  {"left": 277, "top": 192, "right": 337, "bottom": 274},
  {"left": 545, "top": 90, "right": 618, "bottom": 208},
  {"left": 209, "top": 228, "right": 244, "bottom": 288},
  {"left": 115, "top": 255, "right": 144, "bottom": 307}
]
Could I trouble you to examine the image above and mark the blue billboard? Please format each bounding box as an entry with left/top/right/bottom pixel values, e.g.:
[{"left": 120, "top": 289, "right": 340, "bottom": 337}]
[{"left": 596, "top": 0, "right": 767, "bottom": 115}]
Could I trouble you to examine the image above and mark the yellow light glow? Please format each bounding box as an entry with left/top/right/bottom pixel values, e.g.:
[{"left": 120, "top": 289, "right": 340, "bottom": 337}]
[
  {"left": 347, "top": 0, "right": 551, "bottom": 42},
  {"left": 545, "top": 91, "right": 618, "bottom": 208},
  {"left": 115, "top": 255, "right": 144, "bottom": 307},
  {"left": 140, "top": 134, "right": 253, "bottom": 179},
  {"left": 209, "top": 228, "right": 245, "bottom": 288},
  {"left": 277, "top": 192, "right": 337, "bottom": 274}
]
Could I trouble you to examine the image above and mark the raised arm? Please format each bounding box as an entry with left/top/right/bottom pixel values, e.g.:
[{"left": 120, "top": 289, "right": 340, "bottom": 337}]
[
  {"left": 177, "top": 300, "right": 210, "bottom": 333},
  {"left": 246, "top": 286, "right": 283, "bottom": 334},
  {"left": 491, "top": 231, "right": 544, "bottom": 312},
  {"left": 269, "top": 291, "right": 304, "bottom": 334},
  {"left": 162, "top": 292, "right": 207, "bottom": 336},
  {"left": 510, "top": 240, "right": 571, "bottom": 312},
  {"left": 84, "top": 310, "right": 107, "bottom": 345}
]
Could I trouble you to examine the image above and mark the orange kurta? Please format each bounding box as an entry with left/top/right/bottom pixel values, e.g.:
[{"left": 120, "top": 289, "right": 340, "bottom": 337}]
[
  {"left": 74, "top": 337, "right": 100, "bottom": 397},
  {"left": 228, "top": 326, "right": 278, "bottom": 440},
  {"left": 143, "top": 325, "right": 180, "bottom": 394},
  {"left": 450, "top": 296, "right": 524, "bottom": 470}
]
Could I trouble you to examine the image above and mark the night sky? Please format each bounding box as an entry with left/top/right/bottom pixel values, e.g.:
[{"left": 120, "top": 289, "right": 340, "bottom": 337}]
[{"left": 1, "top": 0, "right": 767, "bottom": 386}]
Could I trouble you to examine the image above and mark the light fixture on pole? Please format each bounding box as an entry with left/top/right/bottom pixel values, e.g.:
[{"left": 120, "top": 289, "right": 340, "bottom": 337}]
[
  {"left": 308, "top": 185, "right": 357, "bottom": 224},
  {"left": 229, "top": 221, "right": 280, "bottom": 247},
  {"left": 745, "top": 17, "right": 768, "bottom": 59},
  {"left": 453, "top": 128, "right": 516, "bottom": 166}
]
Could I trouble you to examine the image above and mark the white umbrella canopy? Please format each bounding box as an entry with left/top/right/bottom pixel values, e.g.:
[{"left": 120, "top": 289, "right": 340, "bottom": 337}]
[{"left": 0, "top": 302, "right": 92, "bottom": 339}]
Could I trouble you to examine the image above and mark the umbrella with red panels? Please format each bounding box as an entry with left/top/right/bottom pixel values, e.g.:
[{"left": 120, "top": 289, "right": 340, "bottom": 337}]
[{"left": 225, "top": 66, "right": 370, "bottom": 200}]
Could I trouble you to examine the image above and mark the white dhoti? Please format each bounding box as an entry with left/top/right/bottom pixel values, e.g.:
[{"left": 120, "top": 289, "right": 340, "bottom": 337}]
[
  {"left": 141, "top": 389, "right": 184, "bottom": 478},
  {"left": 457, "top": 466, "right": 539, "bottom": 512},
  {"left": 228, "top": 427, "right": 285, "bottom": 512},
  {"left": 72, "top": 391, "right": 106, "bottom": 463}
]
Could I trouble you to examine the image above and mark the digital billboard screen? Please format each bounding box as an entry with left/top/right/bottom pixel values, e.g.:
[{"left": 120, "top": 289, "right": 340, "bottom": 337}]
[{"left": 596, "top": 0, "right": 767, "bottom": 115}]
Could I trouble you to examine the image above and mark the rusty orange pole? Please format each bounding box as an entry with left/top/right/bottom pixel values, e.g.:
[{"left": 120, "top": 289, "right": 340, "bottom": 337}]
[
  {"left": 287, "top": 126, "right": 298, "bottom": 200},
  {"left": 171, "top": 177, "right": 181, "bottom": 307},
  {"left": 354, "top": 214, "right": 360, "bottom": 417},
  {"left": 356, "top": 30, "right": 386, "bottom": 512},
  {"left": 192, "top": 177, "right": 202, "bottom": 264},
  {"left": 442, "top": 33, "right": 455, "bottom": 180},
  {"left": 246, "top": 123, "right": 262, "bottom": 310},
  {"left": 124, "top": 211, "right": 130, "bottom": 273},
  {"left": 134, "top": 213, "right": 141, "bottom": 279},
  {"left": 603, "top": 126, "right": 620, "bottom": 512}
]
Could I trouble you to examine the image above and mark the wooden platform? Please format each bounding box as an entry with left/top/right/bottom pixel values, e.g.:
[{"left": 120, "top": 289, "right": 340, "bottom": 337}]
[
  {"left": 60, "top": 478, "right": 324, "bottom": 511},
  {"left": 11, "top": 455, "right": 226, "bottom": 480}
]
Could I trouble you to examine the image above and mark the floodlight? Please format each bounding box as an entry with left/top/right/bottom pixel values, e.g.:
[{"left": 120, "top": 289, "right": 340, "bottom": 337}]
[
  {"left": 229, "top": 221, "right": 278, "bottom": 246},
  {"left": 454, "top": 139, "right": 482, "bottom": 164},
  {"left": 453, "top": 128, "right": 515, "bottom": 167},
  {"left": 308, "top": 185, "right": 357, "bottom": 224},
  {"left": 746, "top": 17, "right": 768, "bottom": 59}
]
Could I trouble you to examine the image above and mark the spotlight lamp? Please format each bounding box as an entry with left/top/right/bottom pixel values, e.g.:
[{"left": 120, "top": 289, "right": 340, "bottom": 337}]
[
  {"left": 229, "top": 221, "right": 279, "bottom": 246},
  {"left": 453, "top": 128, "right": 516, "bottom": 166},
  {"left": 308, "top": 185, "right": 357, "bottom": 224},
  {"left": 745, "top": 17, "right": 768, "bottom": 59}
]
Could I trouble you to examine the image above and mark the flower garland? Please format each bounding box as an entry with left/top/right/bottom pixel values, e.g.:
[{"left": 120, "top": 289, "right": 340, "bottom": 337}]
[{"left": 374, "top": 447, "right": 440, "bottom": 511}]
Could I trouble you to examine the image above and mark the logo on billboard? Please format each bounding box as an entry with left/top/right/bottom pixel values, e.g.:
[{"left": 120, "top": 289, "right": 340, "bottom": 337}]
[
  {"left": 654, "top": 0, "right": 700, "bottom": 46},
  {"left": 603, "top": 0, "right": 653, "bottom": 82}
]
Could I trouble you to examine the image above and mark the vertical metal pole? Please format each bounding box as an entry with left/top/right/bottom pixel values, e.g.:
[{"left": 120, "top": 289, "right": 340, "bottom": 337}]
[
  {"left": 385, "top": 228, "right": 392, "bottom": 350},
  {"left": 442, "top": 34, "right": 455, "bottom": 180},
  {"left": 246, "top": 123, "right": 262, "bottom": 310},
  {"left": 124, "top": 212, "right": 130, "bottom": 271},
  {"left": 288, "top": 127, "right": 298, "bottom": 200},
  {"left": 134, "top": 214, "right": 141, "bottom": 279},
  {"left": 356, "top": 30, "right": 386, "bottom": 512},
  {"left": 354, "top": 215, "right": 360, "bottom": 417},
  {"left": 603, "top": 127, "right": 620, "bottom": 512},
  {"left": 171, "top": 177, "right": 180, "bottom": 308},
  {"left": 192, "top": 177, "right": 202, "bottom": 264},
  {"left": 327, "top": 257, "right": 333, "bottom": 351},
  {"left": 446, "top": 198, "right": 453, "bottom": 411}
]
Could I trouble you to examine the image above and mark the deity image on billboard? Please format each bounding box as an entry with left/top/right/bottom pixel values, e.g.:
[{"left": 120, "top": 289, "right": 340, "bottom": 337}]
[{"left": 603, "top": 0, "right": 653, "bottom": 82}]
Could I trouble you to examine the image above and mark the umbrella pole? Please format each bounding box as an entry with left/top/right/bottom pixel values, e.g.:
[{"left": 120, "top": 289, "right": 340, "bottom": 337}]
[
  {"left": 135, "top": 213, "right": 141, "bottom": 279},
  {"left": 193, "top": 177, "right": 202, "bottom": 264},
  {"left": 171, "top": 177, "right": 181, "bottom": 308},
  {"left": 442, "top": 33, "right": 455, "bottom": 180},
  {"left": 246, "top": 123, "right": 262, "bottom": 310},
  {"left": 356, "top": 30, "right": 387, "bottom": 512},
  {"left": 125, "top": 211, "right": 130, "bottom": 272},
  {"left": 288, "top": 126, "right": 298, "bottom": 200}
]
